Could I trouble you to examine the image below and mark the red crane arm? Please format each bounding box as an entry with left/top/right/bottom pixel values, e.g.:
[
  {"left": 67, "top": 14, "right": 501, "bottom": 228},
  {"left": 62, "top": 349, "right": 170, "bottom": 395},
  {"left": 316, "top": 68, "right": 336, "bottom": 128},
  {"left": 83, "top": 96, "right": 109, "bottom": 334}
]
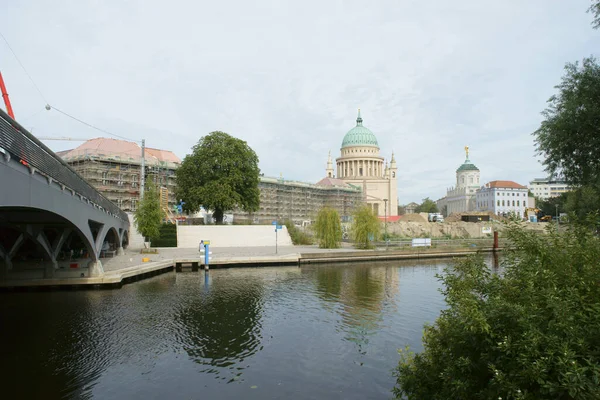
[{"left": 0, "top": 71, "right": 15, "bottom": 119}]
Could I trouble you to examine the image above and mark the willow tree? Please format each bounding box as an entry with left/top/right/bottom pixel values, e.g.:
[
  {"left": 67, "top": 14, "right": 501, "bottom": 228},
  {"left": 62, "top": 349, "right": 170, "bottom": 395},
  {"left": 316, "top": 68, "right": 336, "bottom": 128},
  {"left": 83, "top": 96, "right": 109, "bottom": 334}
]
[
  {"left": 351, "top": 205, "right": 380, "bottom": 249},
  {"left": 314, "top": 207, "right": 342, "bottom": 248},
  {"left": 176, "top": 131, "right": 260, "bottom": 224}
]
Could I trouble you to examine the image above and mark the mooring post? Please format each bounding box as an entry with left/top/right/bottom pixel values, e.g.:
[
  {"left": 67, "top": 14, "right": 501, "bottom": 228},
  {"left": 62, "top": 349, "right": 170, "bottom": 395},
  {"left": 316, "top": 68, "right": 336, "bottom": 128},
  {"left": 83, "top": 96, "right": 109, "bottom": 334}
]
[
  {"left": 200, "top": 240, "right": 211, "bottom": 270},
  {"left": 493, "top": 231, "right": 499, "bottom": 251},
  {"left": 204, "top": 242, "right": 210, "bottom": 270}
]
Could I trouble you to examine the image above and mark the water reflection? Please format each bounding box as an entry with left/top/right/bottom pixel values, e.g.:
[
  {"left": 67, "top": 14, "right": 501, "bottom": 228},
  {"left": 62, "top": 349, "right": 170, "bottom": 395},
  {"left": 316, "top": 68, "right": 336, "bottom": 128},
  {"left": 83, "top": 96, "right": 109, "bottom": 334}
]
[
  {"left": 0, "top": 259, "right": 472, "bottom": 400},
  {"left": 313, "top": 264, "right": 399, "bottom": 355},
  {"left": 173, "top": 272, "right": 264, "bottom": 380}
]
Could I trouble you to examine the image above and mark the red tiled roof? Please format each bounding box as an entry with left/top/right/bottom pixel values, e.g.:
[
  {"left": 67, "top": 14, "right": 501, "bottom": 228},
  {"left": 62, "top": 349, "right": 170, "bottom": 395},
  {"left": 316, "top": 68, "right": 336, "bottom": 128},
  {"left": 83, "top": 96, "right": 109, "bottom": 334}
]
[
  {"left": 59, "top": 138, "right": 180, "bottom": 165},
  {"left": 486, "top": 180, "right": 527, "bottom": 189}
]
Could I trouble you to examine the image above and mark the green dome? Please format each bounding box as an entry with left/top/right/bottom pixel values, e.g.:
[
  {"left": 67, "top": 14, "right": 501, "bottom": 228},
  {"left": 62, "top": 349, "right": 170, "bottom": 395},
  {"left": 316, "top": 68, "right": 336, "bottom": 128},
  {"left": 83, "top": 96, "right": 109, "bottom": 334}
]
[
  {"left": 456, "top": 158, "right": 479, "bottom": 172},
  {"left": 341, "top": 110, "right": 379, "bottom": 148}
]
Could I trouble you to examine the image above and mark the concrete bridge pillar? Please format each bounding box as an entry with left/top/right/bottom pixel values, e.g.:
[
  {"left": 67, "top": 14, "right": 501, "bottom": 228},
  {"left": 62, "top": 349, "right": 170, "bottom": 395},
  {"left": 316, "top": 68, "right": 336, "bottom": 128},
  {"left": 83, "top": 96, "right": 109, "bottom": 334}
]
[
  {"left": 44, "top": 261, "right": 58, "bottom": 279},
  {"left": 88, "top": 260, "right": 104, "bottom": 277},
  {"left": 117, "top": 247, "right": 125, "bottom": 256}
]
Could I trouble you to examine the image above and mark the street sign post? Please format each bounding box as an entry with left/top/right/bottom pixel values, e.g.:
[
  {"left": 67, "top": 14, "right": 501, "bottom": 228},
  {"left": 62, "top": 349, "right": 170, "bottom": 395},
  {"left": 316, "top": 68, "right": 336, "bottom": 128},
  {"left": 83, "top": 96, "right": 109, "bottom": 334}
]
[{"left": 273, "top": 221, "right": 282, "bottom": 254}]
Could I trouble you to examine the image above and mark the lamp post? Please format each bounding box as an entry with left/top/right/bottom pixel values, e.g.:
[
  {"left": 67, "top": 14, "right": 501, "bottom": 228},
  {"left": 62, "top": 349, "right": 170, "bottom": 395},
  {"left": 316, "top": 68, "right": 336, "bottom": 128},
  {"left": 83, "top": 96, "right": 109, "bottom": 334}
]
[{"left": 383, "top": 198, "right": 388, "bottom": 247}]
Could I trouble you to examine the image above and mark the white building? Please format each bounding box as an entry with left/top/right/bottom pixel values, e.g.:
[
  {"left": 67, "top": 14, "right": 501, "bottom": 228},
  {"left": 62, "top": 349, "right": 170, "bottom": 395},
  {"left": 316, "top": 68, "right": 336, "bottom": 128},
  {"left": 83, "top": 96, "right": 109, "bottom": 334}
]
[
  {"left": 329, "top": 110, "right": 398, "bottom": 217},
  {"left": 476, "top": 180, "right": 529, "bottom": 218},
  {"left": 439, "top": 147, "right": 480, "bottom": 216},
  {"left": 529, "top": 177, "right": 572, "bottom": 200}
]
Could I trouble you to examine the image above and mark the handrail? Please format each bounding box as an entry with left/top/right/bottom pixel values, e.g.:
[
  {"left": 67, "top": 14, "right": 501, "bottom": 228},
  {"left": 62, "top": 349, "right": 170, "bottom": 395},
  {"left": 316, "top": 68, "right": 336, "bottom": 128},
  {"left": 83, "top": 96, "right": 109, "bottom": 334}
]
[{"left": 0, "top": 108, "right": 128, "bottom": 221}]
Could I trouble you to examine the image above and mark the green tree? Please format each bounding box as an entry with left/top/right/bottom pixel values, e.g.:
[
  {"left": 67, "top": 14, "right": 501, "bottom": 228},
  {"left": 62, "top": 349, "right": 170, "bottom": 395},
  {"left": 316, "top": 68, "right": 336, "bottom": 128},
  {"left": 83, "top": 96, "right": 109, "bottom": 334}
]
[
  {"left": 415, "top": 197, "right": 438, "bottom": 213},
  {"left": 535, "top": 192, "right": 568, "bottom": 218},
  {"left": 534, "top": 57, "right": 600, "bottom": 187},
  {"left": 394, "top": 222, "right": 600, "bottom": 399},
  {"left": 314, "top": 207, "right": 342, "bottom": 248},
  {"left": 134, "top": 183, "right": 162, "bottom": 241},
  {"left": 176, "top": 131, "right": 260, "bottom": 224},
  {"left": 590, "top": 0, "right": 600, "bottom": 29},
  {"left": 350, "top": 205, "right": 381, "bottom": 249},
  {"left": 565, "top": 185, "right": 600, "bottom": 221}
]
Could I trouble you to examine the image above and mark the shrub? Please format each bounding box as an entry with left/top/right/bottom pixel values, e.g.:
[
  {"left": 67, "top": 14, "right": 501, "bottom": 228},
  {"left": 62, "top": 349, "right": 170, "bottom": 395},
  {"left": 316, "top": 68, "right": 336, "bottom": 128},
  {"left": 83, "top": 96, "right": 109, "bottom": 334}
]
[
  {"left": 394, "top": 222, "right": 600, "bottom": 399},
  {"left": 284, "top": 220, "right": 313, "bottom": 245},
  {"left": 150, "top": 223, "right": 177, "bottom": 247},
  {"left": 314, "top": 207, "right": 342, "bottom": 248}
]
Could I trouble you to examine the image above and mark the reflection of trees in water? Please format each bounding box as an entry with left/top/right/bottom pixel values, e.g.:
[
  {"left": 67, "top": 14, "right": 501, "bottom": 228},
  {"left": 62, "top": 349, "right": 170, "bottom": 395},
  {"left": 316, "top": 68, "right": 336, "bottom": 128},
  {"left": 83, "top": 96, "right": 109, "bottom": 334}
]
[
  {"left": 314, "top": 264, "right": 399, "bottom": 354},
  {"left": 173, "top": 275, "right": 264, "bottom": 380}
]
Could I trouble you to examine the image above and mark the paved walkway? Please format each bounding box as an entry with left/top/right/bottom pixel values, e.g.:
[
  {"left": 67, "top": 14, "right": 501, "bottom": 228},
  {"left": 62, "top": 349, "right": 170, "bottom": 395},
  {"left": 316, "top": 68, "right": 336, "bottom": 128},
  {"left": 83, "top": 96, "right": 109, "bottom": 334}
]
[{"left": 102, "top": 244, "right": 362, "bottom": 272}]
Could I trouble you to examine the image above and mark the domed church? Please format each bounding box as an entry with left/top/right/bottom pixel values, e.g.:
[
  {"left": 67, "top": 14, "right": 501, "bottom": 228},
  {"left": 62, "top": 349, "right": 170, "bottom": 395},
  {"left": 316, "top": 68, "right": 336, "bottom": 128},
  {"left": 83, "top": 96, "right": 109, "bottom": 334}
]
[{"left": 325, "top": 110, "right": 398, "bottom": 217}]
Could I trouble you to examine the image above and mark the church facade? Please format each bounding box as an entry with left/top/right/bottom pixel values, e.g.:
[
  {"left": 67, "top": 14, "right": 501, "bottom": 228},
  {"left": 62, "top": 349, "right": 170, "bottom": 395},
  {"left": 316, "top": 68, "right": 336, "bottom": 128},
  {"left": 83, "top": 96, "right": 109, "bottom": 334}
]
[{"left": 326, "top": 110, "right": 398, "bottom": 217}]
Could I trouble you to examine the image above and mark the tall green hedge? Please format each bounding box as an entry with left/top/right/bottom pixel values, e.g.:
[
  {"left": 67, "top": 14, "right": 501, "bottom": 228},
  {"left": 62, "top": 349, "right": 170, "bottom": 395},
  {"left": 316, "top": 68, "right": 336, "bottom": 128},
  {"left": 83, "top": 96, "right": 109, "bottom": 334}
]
[{"left": 151, "top": 223, "right": 177, "bottom": 247}]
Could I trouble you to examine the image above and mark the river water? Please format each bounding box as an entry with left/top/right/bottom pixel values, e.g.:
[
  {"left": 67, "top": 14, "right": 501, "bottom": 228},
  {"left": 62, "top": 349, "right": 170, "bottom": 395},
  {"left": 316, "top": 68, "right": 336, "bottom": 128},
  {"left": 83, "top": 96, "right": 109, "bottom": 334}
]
[{"left": 0, "top": 258, "right": 482, "bottom": 399}]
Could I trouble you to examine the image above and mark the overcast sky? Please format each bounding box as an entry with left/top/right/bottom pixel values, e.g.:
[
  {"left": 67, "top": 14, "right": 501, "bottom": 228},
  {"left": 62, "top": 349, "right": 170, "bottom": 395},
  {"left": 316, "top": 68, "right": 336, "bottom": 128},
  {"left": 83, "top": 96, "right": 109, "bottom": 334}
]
[{"left": 2, "top": 0, "right": 599, "bottom": 204}]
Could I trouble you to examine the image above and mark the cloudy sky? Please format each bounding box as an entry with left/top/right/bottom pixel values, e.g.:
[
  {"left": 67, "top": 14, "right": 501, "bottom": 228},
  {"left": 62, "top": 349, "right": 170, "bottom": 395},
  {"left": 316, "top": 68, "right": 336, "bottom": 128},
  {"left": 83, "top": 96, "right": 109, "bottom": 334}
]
[{"left": 1, "top": 0, "right": 599, "bottom": 204}]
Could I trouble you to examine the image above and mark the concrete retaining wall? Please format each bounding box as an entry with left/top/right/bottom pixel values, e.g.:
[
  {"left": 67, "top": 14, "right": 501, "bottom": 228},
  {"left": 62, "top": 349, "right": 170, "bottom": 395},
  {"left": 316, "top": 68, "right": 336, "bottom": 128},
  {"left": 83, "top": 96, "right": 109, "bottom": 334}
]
[
  {"left": 176, "top": 225, "right": 293, "bottom": 248},
  {"left": 126, "top": 213, "right": 146, "bottom": 249}
]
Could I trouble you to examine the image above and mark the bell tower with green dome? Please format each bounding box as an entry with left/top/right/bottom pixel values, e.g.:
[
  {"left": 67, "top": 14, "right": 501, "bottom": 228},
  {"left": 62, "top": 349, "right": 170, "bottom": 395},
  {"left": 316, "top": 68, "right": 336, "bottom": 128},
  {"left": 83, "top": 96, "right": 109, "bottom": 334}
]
[
  {"left": 456, "top": 146, "right": 480, "bottom": 188},
  {"left": 328, "top": 109, "right": 398, "bottom": 217},
  {"left": 440, "top": 146, "right": 481, "bottom": 216}
]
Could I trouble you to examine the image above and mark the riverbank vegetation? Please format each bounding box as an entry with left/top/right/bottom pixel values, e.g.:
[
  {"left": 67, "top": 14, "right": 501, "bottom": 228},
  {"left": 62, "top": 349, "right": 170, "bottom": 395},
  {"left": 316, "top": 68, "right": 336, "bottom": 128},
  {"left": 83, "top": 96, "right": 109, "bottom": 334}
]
[
  {"left": 394, "top": 221, "right": 600, "bottom": 399},
  {"left": 314, "top": 207, "right": 342, "bottom": 248}
]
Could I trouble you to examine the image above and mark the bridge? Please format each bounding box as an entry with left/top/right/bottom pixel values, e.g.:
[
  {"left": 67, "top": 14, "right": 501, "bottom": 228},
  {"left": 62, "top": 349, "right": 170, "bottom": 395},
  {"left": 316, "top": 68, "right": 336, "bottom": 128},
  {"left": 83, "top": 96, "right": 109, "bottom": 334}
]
[{"left": 0, "top": 108, "right": 130, "bottom": 280}]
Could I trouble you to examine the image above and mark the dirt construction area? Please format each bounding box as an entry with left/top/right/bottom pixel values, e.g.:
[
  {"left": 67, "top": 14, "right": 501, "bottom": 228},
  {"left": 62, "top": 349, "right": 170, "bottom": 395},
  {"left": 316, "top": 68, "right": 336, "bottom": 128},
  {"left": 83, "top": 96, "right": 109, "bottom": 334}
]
[{"left": 388, "top": 212, "right": 549, "bottom": 239}]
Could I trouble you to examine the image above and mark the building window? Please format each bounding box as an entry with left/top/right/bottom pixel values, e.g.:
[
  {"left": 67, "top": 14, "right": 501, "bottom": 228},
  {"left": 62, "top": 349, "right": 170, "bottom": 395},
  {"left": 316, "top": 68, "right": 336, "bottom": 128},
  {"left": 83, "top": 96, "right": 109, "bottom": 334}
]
[
  {"left": 469, "top": 177, "right": 473, "bottom": 184},
  {"left": 512, "top": 200, "right": 515, "bottom": 206},
  {"left": 502, "top": 200, "right": 505, "bottom": 206},
  {"left": 116, "top": 198, "right": 123, "bottom": 208},
  {"left": 102, "top": 172, "right": 108, "bottom": 185},
  {"left": 131, "top": 199, "right": 137, "bottom": 211},
  {"left": 118, "top": 174, "right": 123, "bottom": 186},
  {"left": 132, "top": 174, "right": 138, "bottom": 188},
  {"left": 517, "top": 200, "right": 520, "bottom": 206},
  {"left": 497, "top": 200, "right": 500, "bottom": 206}
]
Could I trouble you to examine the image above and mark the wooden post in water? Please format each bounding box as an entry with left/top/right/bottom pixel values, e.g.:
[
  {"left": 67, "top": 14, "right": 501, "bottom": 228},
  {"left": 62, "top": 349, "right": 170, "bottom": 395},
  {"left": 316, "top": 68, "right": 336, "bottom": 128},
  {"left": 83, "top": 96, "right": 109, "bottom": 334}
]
[{"left": 493, "top": 231, "right": 499, "bottom": 251}]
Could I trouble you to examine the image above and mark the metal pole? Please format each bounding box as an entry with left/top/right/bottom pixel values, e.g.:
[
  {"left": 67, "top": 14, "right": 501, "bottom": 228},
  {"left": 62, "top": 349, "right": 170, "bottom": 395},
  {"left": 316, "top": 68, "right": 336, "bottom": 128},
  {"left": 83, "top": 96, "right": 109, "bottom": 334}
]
[
  {"left": 140, "top": 139, "right": 145, "bottom": 199},
  {"left": 276, "top": 224, "right": 278, "bottom": 254}
]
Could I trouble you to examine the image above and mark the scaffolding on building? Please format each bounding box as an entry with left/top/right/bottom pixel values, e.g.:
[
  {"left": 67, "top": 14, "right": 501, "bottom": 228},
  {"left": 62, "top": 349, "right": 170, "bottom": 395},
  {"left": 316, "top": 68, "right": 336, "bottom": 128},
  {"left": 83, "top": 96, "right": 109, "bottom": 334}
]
[
  {"left": 234, "top": 176, "right": 364, "bottom": 224},
  {"left": 58, "top": 139, "right": 180, "bottom": 213}
]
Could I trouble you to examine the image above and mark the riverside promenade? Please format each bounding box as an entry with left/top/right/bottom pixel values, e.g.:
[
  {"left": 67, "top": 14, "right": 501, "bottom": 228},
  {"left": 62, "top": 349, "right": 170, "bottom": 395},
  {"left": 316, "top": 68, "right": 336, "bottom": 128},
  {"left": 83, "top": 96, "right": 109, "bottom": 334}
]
[{"left": 0, "top": 242, "right": 498, "bottom": 290}]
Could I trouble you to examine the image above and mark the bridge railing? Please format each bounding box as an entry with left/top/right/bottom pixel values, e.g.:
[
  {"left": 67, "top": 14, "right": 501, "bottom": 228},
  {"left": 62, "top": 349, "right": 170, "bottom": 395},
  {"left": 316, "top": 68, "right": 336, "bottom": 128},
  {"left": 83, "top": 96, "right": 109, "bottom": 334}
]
[{"left": 0, "top": 108, "right": 128, "bottom": 222}]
